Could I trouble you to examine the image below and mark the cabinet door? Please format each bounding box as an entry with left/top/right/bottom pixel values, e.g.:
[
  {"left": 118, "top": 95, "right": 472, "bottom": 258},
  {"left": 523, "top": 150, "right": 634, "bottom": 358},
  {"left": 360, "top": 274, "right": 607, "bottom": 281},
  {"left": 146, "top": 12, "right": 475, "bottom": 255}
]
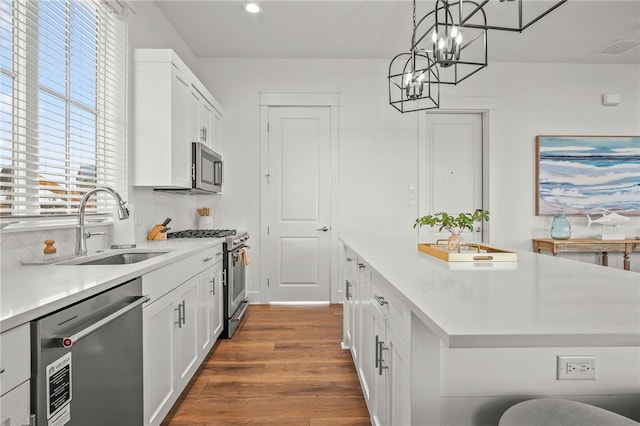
[
  {"left": 0, "top": 381, "right": 31, "bottom": 426},
  {"left": 342, "top": 248, "right": 356, "bottom": 350},
  {"left": 175, "top": 276, "right": 200, "bottom": 388},
  {"left": 200, "top": 98, "right": 214, "bottom": 145},
  {"left": 209, "top": 107, "right": 222, "bottom": 152},
  {"left": 388, "top": 327, "right": 410, "bottom": 426},
  {"left": 197, "top": 266, "right": 215, "bottom": 356},
  {"left": 357, "top": 261, "right": 373, "bottom": 403},
  {"left": 190, "top": 86, "right": 204, "bottom": 144},
  {"left": 211, "top": 260, "right": 224, "bottom": 339},
  {"left": 371, "top": 303, "right": 388, "bottom": 426},
  {"left": 143, "top": 295, "right": 177, "bottom": 425},
  {"left": 170, "top": 68, "right": 191, "bottom": 188}
]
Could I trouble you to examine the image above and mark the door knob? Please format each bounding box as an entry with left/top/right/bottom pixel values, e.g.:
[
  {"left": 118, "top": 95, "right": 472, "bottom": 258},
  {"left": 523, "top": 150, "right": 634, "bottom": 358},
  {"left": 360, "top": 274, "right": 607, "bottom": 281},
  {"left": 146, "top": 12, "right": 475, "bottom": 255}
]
[{"left": 316, "top": 226, "right": 329, "bottom": 232}]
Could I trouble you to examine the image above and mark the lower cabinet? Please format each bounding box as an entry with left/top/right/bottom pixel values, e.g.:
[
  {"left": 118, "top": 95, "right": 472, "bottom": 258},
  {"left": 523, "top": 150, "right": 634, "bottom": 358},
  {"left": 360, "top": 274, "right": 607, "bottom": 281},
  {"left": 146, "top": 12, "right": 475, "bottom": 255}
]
[
  {"left": 0, "top": 381, "right": 31, "bottom": 426},
  {"left": 197, "top": 260, "right": 223, "bottom": 356},
  {"left": 142, "top": 246, "right": 224, "bottom": 426},
  {"left": 346, "top": 255, "right": 411, "bottom": 426},
  {"left": 0, "top": 324, "right": 32, "bottom": 426},
  {"left": 143, "top": 275, "right": 199, "bottom": 426}
]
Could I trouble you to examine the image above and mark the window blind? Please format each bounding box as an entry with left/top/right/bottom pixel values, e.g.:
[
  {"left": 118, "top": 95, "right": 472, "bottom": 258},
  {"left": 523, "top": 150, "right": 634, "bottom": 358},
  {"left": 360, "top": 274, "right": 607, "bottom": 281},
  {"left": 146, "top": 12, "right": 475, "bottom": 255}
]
[{"left": 0, "top": 0, "right": 126, "bottom": 217}]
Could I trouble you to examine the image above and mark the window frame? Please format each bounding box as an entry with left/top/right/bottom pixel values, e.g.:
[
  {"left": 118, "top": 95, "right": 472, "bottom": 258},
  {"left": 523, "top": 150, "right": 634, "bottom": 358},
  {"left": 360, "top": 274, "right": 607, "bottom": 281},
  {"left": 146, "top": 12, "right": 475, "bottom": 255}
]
[{"left": 0, "top": 0, "right": 128, "bottom": 226}]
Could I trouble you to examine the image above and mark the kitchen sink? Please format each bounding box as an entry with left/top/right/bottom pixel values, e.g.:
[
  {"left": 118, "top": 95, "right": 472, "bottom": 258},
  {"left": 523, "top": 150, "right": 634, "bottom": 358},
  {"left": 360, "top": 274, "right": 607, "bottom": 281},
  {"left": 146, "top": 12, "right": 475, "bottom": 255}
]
[{"left": 59, "top": 251, "right": 169, "bottom": 266}]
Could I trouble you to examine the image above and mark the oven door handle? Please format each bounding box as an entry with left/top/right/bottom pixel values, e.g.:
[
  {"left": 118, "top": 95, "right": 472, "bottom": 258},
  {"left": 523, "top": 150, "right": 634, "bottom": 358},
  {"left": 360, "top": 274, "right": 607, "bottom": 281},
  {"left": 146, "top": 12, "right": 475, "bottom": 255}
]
[
  {"left": 52, "top": 295, "right": 150, "bottom": 348},
  {"left": 233, "top": 301, "right": 249, "bottom": 322}
]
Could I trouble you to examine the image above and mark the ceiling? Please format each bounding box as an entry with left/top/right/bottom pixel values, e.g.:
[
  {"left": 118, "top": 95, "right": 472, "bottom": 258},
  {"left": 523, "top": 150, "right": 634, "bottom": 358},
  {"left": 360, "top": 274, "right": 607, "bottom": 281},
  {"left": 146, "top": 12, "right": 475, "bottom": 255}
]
[{"left": 153, "top": 0, "right": 640, "bottom": 64}]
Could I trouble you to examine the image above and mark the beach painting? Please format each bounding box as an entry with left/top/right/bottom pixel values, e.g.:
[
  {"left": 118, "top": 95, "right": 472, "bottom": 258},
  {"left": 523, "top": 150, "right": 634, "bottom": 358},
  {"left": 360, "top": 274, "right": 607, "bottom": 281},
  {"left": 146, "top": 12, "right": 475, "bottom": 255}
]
[{"left": 536, "top": 135, "right": 640, "bottom": 215}]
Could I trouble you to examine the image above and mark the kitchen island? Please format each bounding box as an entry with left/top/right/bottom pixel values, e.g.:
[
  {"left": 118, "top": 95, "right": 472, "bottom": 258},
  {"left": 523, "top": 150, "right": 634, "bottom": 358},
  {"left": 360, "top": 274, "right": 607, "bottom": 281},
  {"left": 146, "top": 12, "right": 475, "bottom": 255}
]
[{"left": 341, "top": 236, "right": 640, "bottom": 426}]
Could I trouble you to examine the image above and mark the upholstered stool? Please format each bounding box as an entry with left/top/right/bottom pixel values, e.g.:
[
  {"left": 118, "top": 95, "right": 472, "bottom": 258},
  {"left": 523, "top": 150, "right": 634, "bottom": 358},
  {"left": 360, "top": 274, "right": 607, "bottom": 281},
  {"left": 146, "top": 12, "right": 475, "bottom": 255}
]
[{"left": 499, "top": 399, "right": 640, "bottom": 426}]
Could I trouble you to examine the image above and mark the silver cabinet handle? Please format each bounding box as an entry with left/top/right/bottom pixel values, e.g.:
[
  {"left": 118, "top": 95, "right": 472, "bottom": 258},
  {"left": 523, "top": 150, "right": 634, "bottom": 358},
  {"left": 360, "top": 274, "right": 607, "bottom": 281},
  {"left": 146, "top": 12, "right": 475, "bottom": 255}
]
[
  {"left": 54, "top": 295, "right": 149, "bottom": 347},
  {"left": 378, "top": 341, "right": 389, "bottom": 375},
  {"left": 374, "top": 295, "right": 388, "bottom": 306},
  {"left": 210, "top": 277, "right": 215, "bottom": 294},
  {"left": 24, "top": 414, "right": 36, "bottom": 426},
  {"left": 0, "top": 367, "right": 5, "bottom": 374},
  {"left": 181, "top": 301, "right": 186, "bottom": 326},
  {"left": 175, "top": 303, "right": 182, "bottom": 328},
  {"left": 358, "top": 263, "right": 365, "bottom": 269},
  {"left": 346, "top": 257, "right": 353, "bottom": 262},
  {"left": 345, "top": 280, "right": 352, "bottom": 300},
  {"left": 316, "top": 226, "right": 329, "bottom": 232},
  {"left": 375, "top": 335, "right": 380, "bottom": 368},
  {"left": 203, "top": 257, "right": 213, "bottom": 262}
]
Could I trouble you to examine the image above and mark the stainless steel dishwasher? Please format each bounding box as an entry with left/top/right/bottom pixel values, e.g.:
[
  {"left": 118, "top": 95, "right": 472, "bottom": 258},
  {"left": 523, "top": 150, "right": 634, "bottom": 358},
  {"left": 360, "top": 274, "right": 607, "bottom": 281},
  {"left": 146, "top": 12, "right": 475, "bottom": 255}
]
[{"left": 31, "top": 277, "right": 148, "bottom": 426}]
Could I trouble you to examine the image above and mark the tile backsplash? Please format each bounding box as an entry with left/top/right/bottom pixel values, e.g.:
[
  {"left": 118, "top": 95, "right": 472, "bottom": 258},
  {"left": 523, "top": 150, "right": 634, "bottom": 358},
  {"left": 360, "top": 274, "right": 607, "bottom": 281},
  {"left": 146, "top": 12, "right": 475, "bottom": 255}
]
[
  {"left": 1, "top": 224, "right": 112, "bottom": 268},
  {"left": 1, "top": 187, "right": 216, "bottom": 269}
]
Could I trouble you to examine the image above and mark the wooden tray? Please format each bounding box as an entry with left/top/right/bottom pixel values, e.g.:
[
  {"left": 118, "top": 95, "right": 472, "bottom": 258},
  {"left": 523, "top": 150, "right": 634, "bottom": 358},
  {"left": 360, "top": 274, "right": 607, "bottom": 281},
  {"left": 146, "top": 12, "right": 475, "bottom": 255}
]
[{"left": 418, "top": 243, "right": 518, "bottom": 262}]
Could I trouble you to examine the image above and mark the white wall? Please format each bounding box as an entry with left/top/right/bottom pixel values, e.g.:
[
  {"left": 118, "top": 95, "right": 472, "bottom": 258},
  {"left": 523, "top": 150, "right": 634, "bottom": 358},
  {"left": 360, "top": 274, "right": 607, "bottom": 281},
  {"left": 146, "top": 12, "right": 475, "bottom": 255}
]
[{"left": 195, "top": 57, "right": 640, "bottom": 299}]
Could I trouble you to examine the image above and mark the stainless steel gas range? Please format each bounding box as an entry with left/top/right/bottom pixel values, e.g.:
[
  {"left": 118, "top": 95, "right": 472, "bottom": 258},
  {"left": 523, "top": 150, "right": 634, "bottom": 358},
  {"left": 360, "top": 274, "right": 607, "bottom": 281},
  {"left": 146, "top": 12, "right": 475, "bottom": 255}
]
[{"left": 167, "top": 229, "right": 249, "bottom": 338}]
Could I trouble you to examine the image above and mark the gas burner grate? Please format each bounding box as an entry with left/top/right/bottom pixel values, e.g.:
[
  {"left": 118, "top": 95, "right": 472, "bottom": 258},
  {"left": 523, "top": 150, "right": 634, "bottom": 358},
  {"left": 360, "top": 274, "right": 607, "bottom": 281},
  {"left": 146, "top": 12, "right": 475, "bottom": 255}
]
[{"left": 167, "top": 229, "right": 236, "bottom": 239}]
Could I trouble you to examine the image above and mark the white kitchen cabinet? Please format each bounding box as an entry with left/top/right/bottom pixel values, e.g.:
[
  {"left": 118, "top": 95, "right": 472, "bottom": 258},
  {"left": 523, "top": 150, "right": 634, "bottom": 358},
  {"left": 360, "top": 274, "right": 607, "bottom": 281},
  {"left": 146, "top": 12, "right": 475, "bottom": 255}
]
[
  {"left": 0, "top": 381, "right": 31, "bottom": 426},
  {"left": 174, "top": 276, "right": 200, "bottom": 388},
  {"left": 0, "top": 324, "right": 32, "bottom": 426},
  {"left": 197, "top": 257, "right": 223, "bottom": 357},
  {"left": 190, "top": 83, "right": 223, "bottom": 152},
  {"left": 357, "top": 259, "right": 373, "bottom": 404},
  {"left": 348, "top": 259, "right": 412, "bottom": 426},
  {"left": 143, "top": 275, "right": 199, "bottom": 426},
  {"left": 133, "top": 49, "right": 223, "bottom": 189},
  {"left": 133, "top": 49, "right": 191, "bottom": 189},
  {"left": 142, "top": 244, "right": 224, "bottom": 426},
  {"left": 370, "top": 270, "right": 411, "bottom": 426},
  {"left": 342, "top": 245, "right": 357, "bottom": 352}
]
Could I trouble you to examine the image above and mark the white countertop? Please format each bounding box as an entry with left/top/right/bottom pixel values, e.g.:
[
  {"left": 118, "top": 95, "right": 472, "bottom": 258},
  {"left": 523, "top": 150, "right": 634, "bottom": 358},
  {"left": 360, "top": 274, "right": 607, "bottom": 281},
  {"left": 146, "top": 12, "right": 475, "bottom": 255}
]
[
  {"left": 342, "top": 236, "right": 640, "bottom": 348},
  {"left": 0, "top": 239, "right": 223, "bottom": 332}
]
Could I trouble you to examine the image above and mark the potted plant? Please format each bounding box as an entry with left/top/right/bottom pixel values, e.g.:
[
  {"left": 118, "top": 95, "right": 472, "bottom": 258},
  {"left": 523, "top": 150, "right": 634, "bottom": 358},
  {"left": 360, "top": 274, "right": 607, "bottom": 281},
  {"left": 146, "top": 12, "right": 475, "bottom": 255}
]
[{"left": 414, "top": 210, "right": 489, "bottom": 250}]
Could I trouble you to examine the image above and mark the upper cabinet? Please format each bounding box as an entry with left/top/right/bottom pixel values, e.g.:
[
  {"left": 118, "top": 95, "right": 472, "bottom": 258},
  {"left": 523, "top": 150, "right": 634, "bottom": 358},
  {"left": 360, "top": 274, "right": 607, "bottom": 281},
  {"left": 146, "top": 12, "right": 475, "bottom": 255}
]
[
  {"left": 190, "top": 82, "right": 222, "bottom": 152},
  {"left": 132, "top": 49, "right": 223, "bottom": 188}
]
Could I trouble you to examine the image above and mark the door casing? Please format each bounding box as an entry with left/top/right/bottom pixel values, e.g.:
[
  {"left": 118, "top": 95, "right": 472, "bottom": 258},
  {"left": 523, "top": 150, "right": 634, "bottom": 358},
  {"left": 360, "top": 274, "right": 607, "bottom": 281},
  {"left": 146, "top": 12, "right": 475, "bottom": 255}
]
[{"left": 259, "top": 92, "right": 341, "bottom": 304}]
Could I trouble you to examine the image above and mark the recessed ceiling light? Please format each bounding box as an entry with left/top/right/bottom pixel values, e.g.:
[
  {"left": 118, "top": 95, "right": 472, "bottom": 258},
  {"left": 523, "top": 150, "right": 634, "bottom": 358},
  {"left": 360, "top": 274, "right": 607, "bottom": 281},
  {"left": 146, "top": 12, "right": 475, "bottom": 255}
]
[{"left": 242, "top": 2, "right": 261, "bottom": 14}]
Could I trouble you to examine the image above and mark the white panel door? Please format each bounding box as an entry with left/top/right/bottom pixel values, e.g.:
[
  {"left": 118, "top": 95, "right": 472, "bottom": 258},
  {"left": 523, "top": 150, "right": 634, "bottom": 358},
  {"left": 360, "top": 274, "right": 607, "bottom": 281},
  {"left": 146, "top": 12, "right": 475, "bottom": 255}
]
[
  {"left": 265, "top": 107, "right": 331, "bottom": 302},
  {"left": 421, "top": 113, "right": 484, "bottom": 244}
]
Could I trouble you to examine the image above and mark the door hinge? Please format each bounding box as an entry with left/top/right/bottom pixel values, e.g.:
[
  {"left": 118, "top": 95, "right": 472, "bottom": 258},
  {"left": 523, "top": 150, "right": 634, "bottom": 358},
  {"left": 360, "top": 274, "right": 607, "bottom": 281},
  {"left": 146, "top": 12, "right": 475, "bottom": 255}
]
[
  {"left": 267, "top": 122, "right": 270, "bottom": 132},
  {"left": 267, "top": 226, "right": 270, "bottom": 236},
  {"left": 267, "top": 278, "right": 270, "bottom": 288}
]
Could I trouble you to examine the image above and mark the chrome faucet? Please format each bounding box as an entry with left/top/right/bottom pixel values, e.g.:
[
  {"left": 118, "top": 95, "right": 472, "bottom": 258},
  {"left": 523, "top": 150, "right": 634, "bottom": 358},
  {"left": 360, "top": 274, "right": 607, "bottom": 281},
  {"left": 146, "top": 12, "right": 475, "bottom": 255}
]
[{"left": 75, "top": 186, "right": 129, "bottom": 256}]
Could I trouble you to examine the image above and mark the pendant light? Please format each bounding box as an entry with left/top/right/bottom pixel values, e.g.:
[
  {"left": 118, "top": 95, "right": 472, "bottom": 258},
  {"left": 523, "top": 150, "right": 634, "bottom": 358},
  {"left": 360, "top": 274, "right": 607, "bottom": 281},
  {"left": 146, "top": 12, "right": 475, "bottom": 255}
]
[
  {"left": 459, "top": 0, "right": 567, "bottom": 32},
  {"left": 414, "top": 0, "right": 488, "bottom": 85},
  {"left": 388, "top": 0, "right": 440, "bottom": 113}
]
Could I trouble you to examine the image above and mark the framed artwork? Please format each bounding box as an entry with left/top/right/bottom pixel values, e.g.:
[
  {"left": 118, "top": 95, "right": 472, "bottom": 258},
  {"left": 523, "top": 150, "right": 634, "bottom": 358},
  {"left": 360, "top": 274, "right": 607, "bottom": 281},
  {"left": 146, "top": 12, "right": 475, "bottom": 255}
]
[{"left": 536, "top": 135, "right": 640, "bottom": 215}]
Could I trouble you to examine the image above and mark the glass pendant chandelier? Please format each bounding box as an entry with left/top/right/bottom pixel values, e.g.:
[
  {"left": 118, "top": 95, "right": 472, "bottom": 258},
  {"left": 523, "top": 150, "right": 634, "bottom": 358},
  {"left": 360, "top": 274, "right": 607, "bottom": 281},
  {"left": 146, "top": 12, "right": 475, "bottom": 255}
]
[
  {"left": 388, "top": 0, "right": 440, "bottom": 113},
  {"left": 459, "top": 0, "right": 567, "bottom": 32}
]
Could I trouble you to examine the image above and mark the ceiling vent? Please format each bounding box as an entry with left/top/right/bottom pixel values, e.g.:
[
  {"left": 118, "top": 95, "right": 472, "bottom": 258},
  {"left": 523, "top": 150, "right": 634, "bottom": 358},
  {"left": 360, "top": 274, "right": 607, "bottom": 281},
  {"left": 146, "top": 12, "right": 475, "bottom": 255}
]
[{"left": 594, "top": 40, "right": 640, "bottom": 55}]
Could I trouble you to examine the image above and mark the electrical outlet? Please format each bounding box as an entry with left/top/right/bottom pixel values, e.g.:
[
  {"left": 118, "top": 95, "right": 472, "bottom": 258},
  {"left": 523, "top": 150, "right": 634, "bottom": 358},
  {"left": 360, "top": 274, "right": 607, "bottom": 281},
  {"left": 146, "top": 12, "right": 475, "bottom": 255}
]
[{"left": 557, "top": 355, "right": 596, "bottom": 380}]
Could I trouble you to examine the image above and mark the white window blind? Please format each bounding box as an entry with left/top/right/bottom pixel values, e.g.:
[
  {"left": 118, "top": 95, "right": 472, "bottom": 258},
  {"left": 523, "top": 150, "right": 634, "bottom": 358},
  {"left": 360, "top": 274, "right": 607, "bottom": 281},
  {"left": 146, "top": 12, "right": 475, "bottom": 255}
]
[{"left": 0, "top": 0, "right": 126, "bottom": 218}]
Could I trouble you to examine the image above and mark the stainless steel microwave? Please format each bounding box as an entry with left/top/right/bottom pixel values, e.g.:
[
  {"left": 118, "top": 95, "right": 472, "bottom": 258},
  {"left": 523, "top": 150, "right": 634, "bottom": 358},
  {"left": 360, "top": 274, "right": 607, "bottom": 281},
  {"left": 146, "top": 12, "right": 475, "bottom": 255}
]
[
  {"left": 193, "top": 142, "right": 223, "bottom": 193},
  {"left": 153, "top": 142, "right": 222, "bottom": 194}
]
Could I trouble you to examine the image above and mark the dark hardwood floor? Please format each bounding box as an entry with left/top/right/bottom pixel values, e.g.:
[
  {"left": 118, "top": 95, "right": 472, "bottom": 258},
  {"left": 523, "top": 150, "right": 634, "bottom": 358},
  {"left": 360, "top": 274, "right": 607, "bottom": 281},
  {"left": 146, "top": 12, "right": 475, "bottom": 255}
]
[{"left": 161, "top": 304, "right": 370, "bottom": 426}]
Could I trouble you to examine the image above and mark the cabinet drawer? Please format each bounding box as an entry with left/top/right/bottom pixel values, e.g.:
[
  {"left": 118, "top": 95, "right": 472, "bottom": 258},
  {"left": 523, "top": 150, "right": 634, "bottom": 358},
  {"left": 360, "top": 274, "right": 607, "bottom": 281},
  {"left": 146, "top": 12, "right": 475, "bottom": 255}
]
[
  {"left": 0, "top": 324, "right": 30, "bottom": 397},
  {"left": 371, "top": 271, "right": 410, "bottom": 343},
  {"left": 143, "top": 244, "right": 223, "bottom": 303},
  {"left": 0, "top": 380, "right": 31, "bottom": 425}
]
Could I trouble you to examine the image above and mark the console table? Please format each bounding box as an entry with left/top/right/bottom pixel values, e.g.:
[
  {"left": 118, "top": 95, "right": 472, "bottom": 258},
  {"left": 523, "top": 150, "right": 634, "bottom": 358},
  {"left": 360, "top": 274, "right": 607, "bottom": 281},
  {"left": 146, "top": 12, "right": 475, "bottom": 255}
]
[{"left": 532, "top": 238, "right": 640, "bottom": 271}]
